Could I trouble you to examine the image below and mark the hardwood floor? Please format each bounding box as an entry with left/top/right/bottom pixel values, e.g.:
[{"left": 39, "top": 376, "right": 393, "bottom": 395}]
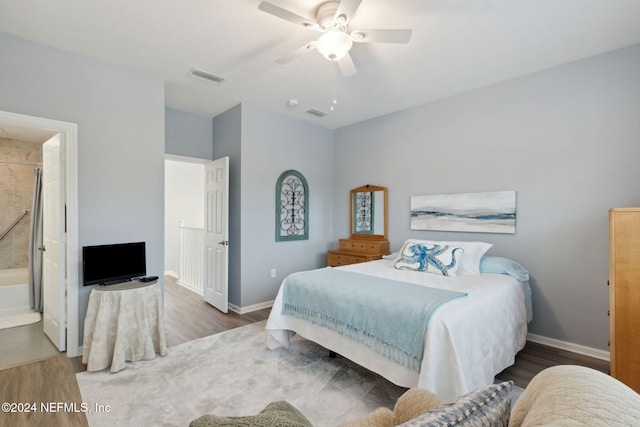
[
  {"left": 0, "top": 276, "right": 609, "bottom": 426},
  {"left": 164, "top": 276, "right": 270, "bottom": 346},
  {"left": 497, "top": 340, "right": 609, "bottom": 389},
  {"left": 0, "top": 352, "right": 88, "bottom": 427}
]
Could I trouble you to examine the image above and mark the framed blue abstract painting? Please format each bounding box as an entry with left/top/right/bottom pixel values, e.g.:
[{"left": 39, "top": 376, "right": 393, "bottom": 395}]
[{"left": 410, "top": 190, "right": 516, "bottom": 234}]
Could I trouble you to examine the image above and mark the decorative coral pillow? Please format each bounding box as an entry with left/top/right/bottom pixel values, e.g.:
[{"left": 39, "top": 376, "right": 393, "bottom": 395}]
[
  {"left": 398, "top": 239, "right": 493, "bottom": 276},
  {"left": 394, "top": 241, "right": 464, "bottom": 276}
]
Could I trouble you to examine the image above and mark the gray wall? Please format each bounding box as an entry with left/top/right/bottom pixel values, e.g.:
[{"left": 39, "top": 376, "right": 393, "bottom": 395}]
[
  {"left": 333, "top": 44, "right": 640, "bottom": 352},
  {"left": 240, "top": 104, "right": 334, "bottom": 307},
  {"left": 212, "top": 103, "right": 334, "bottom": 308},
  {"left": 165, "top": 107, "right": 213, "bottom": 159},
  {"left": 0, "top": 32, "right": 166, "bottom": 348}
]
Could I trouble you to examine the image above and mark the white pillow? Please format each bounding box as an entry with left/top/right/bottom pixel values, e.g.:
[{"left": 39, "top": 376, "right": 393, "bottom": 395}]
[{"left": 401, "top": 239, "right": 493, "bottom": 276}]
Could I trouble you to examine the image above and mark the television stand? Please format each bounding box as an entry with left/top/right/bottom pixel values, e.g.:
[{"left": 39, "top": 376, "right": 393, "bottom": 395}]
[{"left": 83, "top": 278, "right": 165, "bottom": 372}]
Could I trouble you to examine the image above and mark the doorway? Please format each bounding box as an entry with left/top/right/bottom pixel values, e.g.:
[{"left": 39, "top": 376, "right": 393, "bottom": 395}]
[
  {"left": 164, "top": 155, "right": 229, "bottom": 314},
  {"left": 164, "top": 155, "right": 206, "bottom": 295},
  {"left": 0, "top": 135, "right": 57, "bottom": 366},
  {"left": 0, "top": 110, "right": 79, "bottom": 362}
]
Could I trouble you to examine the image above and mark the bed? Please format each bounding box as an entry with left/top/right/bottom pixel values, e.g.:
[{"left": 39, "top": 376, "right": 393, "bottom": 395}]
[{"left": 266, "top": 239, "right": 531, "bottom": 402}]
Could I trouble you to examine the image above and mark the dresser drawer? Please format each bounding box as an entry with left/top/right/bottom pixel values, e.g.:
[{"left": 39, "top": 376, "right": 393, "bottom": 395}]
[
  {"left": 339, "top": 240, "right": 365, "bottom": 251},
  {"left": 339, "top": 239, "right": 390, "bottom": 254},
  {"left": 327, "top": 251, "right": 368, "bottom": 267}
]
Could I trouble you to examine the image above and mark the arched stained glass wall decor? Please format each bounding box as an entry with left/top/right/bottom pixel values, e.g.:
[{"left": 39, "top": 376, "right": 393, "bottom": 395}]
[
  {"left": 353, "top": 190, "right": 374, "bottom": 234},
  {"left": 275, "top": 170, "right": 309, "bottom": 241}
]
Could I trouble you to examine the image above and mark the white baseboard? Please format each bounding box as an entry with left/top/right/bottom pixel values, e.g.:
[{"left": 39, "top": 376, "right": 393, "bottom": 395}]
[
  {"left": 527, "top": 333, "right": 610, "bottom": 361},
  {"left": 175, "top": 280, "right": 203, "bottom": 296},
  {"left": 229, "top": 300, "right": 274, "bottom": 315},
  {"left": 164, "top": 270, "right": 178, "bottom": 279}
]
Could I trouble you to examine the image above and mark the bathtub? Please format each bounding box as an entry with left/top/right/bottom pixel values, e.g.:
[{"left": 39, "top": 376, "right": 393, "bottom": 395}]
[{"left": 0, "top": 268, "right": 32, "bottom": 317}]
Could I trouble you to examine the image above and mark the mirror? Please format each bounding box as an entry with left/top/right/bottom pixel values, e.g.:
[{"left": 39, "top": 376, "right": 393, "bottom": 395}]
[{"left": 350, "top": 185, "right": 388, "bottom": 240}]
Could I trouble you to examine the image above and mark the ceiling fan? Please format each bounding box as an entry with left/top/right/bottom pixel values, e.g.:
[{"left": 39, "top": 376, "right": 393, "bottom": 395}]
[{"left": 258, "top": 0, "right": 412, "bottom": 77}]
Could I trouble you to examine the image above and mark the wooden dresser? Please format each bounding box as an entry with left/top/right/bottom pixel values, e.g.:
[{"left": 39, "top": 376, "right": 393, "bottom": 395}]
[
  {"left": 609, "top": 207, "right": 640, "bottom": 392},
  {"left": 327, "top": 238, "right": 390, "bottom": 267},
  {"left": 330, "top": 184, "right": 390, "bottom": 267}
]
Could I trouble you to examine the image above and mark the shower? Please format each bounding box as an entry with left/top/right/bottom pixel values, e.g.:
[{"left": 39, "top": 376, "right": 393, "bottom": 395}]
[{"left": 0, "top": 142, "right": 43, "bottom": 329}]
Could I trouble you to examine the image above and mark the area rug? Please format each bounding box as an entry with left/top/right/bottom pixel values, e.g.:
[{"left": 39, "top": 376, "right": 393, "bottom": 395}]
[
  {"left": 76, "top": 320, "right": 407, "bottom": 427},
  {"left": 0, "top": 311, "right": 41, "bottom": 330}
]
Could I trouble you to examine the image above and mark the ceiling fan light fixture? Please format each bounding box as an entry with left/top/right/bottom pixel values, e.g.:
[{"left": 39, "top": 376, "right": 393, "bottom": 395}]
[
  {"left": 316, "top": 29, "right": 353, "bottom": 61},
  {"left": 351, "top": 31, "right": 365, "bottom": 41}
]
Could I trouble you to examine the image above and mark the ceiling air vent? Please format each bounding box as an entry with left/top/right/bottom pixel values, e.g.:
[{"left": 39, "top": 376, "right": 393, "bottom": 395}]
[
  {"left": 306, "top": 108, "right": 328, "bottom": 117},
  {"left": 190, "top": 68, "right": 225, "bottom": 85}
]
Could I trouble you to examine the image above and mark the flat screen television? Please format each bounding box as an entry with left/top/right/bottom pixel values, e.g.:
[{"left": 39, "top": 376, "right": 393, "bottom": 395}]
[{"left": 83, "top": 242, "right": 146, "bottom": 286}]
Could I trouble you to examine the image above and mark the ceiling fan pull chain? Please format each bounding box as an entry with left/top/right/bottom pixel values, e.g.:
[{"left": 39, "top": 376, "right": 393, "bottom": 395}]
[{"left": 330, "top": 60, "right": 338, "bottom": 112}]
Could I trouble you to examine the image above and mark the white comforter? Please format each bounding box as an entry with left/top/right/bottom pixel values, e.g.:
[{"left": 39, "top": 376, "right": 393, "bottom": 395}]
[{"left": 266, "top": 259, "right": 527, "bottom": 402}]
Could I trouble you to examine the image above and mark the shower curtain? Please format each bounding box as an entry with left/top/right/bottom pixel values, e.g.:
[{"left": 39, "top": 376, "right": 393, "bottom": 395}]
[{"left": 29, "top": 167, "right": 43, "bottom": 313}]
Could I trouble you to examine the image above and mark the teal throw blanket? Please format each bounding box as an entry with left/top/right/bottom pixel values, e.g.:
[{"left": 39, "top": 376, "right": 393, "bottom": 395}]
[{"left": 282, "top": 267, "right": 467, "bottom": 372}]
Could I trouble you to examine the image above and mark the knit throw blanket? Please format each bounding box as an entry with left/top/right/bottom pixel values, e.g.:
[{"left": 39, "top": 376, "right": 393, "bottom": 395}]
[{"left": 282, "top": 267, "right": 467, "bottom": 372}]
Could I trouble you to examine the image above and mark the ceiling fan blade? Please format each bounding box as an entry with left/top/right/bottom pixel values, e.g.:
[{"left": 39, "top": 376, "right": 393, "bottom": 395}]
[
  {"left": 275, "top": 42, "right": 317, "bottom": 64},
  {"left": 258, "top": 2, "right": 318, "bottom": 30},
  {"left": 334, "top": 0, "right": 363, "bottom": 26},
  {"left": 351, "top": 29, "right": 412, "bottom": 44},
  {"left": 337, "top": 53, "right": 357, "bottom": 77}
]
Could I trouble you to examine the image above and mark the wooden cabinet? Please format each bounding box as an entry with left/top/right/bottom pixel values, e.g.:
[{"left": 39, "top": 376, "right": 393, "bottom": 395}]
[
  {"left": 609, "top": 208, "right": 640, "bottom": 392},
  {"left": 327, "top": 238, "right": 390, "bottom": 267}
]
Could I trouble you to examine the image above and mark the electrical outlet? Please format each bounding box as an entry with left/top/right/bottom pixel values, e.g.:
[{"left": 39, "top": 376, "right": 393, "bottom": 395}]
[{"left": 271, "top": 268, "right": 277, "bottom": 278}]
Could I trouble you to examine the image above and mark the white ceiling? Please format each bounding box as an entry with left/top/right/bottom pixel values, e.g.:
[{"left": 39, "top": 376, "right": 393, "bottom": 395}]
[{"left": 1, "top": 0, "right": 640, "bottom": 129}]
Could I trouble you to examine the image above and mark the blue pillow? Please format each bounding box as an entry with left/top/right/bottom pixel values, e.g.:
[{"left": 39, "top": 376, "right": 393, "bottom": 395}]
[{"left": 479, "top": 256, "right": 529, "bottom": 282}]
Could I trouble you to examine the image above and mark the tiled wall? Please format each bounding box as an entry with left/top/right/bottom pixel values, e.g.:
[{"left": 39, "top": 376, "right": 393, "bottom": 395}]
[{"left": 0, "top": 137, "right": 42, "bottom": 270}]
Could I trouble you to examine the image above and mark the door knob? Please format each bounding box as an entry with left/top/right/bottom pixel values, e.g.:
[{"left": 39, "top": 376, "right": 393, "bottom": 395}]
[{"left": 218, "top": 240, "right": 230, "bottom": 246}]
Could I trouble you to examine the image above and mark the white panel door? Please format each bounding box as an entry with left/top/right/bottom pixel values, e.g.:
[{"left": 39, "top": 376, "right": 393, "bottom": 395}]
[
  {"left": 42, "top": 133, "right": 66, "bottom": 351},
  {"left": 203, "top": 157, "right": 229, "bottom": 313}
]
